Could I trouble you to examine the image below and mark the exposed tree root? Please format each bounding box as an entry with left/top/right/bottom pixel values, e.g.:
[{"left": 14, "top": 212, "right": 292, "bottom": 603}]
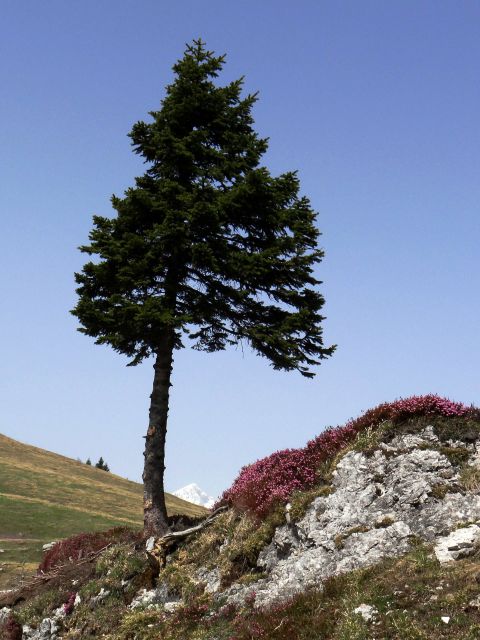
[{"left": 149, "top": 506, "right": 228, "bottom": 567}]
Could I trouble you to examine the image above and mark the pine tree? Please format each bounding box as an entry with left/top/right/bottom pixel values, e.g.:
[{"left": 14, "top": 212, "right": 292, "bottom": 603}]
[
  {"left": 85, "top": 458, "right": 92, "bottom": 466},
  {"left": 72, "top": 40, "right": 335, "bottom": 537},
  {"left": 95, "top": 456, "right": 109, "bottom": 471}
]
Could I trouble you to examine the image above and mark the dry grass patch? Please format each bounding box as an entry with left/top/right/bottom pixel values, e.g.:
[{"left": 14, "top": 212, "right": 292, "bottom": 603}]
[{"left": 460, "top": 465, "right": 480, "bottom": 492}]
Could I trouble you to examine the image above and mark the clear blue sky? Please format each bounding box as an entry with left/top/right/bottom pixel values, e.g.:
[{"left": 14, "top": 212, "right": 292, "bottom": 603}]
[{"left": 1, "top": 1, "right": 478, "bottom": 498}]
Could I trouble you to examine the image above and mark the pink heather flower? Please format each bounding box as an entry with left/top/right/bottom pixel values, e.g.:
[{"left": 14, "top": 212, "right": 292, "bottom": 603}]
[{"left": 217, "top": 394, "right": 475, "bottom": 518}]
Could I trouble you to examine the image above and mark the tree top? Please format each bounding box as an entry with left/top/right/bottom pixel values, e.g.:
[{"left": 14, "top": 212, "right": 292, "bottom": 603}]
[{"left": 72, "top": 40, "right": 335, "bottom": 376}]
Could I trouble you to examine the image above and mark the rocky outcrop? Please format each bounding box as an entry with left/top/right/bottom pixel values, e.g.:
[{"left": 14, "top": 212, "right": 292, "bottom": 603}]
[
  {"left": 8, "top": 421, "right": 480, "bottom": 638},
  {"left": 224, "top": 427, "right": 480, "bottom": 607},
  {"left": 129, "top": 582, "right": 181, "bottom": 611}
]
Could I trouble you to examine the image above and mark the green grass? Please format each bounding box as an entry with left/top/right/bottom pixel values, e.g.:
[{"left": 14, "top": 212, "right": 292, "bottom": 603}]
[
  {"left": 153, "top": 545, "right": 480, "bottom": 639},
  {"left": 0, "top": 433, "right": 206, "bottom": 588},
  {"left": 49, "top": 542, "right": 480, "bottom": 639}
]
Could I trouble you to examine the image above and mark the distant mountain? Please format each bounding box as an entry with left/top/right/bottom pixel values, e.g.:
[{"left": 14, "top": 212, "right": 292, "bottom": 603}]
[{"left": 173, "top": 483, "right": 216, "bottom": 509}]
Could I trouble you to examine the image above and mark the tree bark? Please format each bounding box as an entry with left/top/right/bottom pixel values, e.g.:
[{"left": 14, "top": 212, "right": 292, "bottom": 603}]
[{"left": 143, "top": 329, "right": 175, "bottom": 537}]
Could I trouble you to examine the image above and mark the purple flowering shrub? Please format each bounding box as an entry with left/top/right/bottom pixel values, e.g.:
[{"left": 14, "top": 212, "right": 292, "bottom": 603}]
[
  {"left": 1, "top": 615, "right": 22, "bottom": 640},
  {"left": 345, "top": 394, "right": 469, "bottom": 434},
  {"left": 39, "top": 527, "right": 142, "bottom": 574},
  {"left": 218, "top": 424, "right": 356, "bottom": 518},
  {"left": 63, "top": 591, "right": 77, "bottom": 615},
  {"left": 218, "top": 394, "right": 474, "bottom": 518}
]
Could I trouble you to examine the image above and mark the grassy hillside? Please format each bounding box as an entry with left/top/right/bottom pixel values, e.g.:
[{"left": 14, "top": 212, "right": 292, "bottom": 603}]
[
  {"left": 2, "top": 398, "right": 480, "bottom": 638},
  {"left": 0, "top": 433, "right": 206, "bottom": 589}
]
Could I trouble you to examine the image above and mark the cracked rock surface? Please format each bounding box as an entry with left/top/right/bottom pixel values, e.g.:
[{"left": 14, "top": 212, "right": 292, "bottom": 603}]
[
  {"left": 22, "top": 617, "right": 60, "bottom": 640},
  {"left": 434, "top": 525, "right": 480, "bottom": 564},
  {"left": 225, "top": 429, "right": 480, "bottom": 607}
]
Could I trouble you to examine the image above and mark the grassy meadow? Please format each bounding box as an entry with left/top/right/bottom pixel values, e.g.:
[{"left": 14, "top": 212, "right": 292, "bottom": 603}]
[{"left": 0, "top": 433, "right": 206, "bottom": 589}]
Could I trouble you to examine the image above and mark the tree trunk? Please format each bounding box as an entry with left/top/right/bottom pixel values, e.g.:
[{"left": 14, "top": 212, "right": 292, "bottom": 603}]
[{"left": 143, "top": 329, "right": 175, "bottom": 537}]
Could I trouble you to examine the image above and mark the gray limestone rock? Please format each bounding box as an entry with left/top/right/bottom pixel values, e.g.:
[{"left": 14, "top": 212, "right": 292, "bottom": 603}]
[
  {"left": 88, "top": 587, "right": 110, "bottom": 609},
  {"left": 22, "top": 618, "right": 59, "bottom": 640},
  {"left": 223, "top": 429, "right": 480, "bottom": 608},
  {"left": 354, "top": 603, "right": 378, "bottom": 622},
  {"left": 196, "top": 567, "right": 221, "bottom": 594},
  {"left": 434, "top": 525, "right": 480, "bottom": 564},
  {"left": 0, "top": 606, "right": 10, "bottom": 624},
  {"left": 467, "top": 595, "right": 480, "bottom": 610},
  {"left": 129, "top": 582, "right": 181, "bottom": 610}
]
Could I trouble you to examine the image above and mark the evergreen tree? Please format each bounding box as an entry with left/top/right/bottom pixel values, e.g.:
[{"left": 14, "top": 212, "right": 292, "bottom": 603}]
[
  {"left": 72, "top": 40, "right": 335, "bottom": 537},
  {"left": 95, "top": 456, "right": 109, "bottom": 471},
  {"left": 85, "top": 458, "right": 92, "bottom": 466}
]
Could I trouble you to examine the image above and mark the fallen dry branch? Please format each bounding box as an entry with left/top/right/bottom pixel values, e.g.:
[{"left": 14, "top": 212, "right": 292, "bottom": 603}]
[
  {"left": 160, "top": 506, "right": 228, "bottom": 544},
  {"left": 0, "top": 543, "right": 116, "bottom": 608}
]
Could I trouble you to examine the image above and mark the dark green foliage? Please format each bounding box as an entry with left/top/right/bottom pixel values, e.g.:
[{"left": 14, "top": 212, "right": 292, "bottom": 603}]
[
  {"left": 95, "top": 457, "right": 110, "bottom": 472},
  {"left": 71, "top": 39, "right": 334, "bottom": 377},
  {"left": 431, "top": 415, "right": 480, "bottom": 443},
  {"left": 15, "top": 587, "right": 70, "bottom": 627},
  {"left": 85, "top": 458, "right": 92, "bottom": 465},
  {"left": 437, "top": 445, "right": 470, "bottom": 466},
  {"left": 382, "top": 415, "right": 480, "bottom": 447}
]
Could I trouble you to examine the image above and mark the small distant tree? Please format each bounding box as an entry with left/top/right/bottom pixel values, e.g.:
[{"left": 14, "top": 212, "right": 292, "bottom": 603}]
[
  {"left": 95, "top": 457, "right": 110, "bottom": 471},
  {"left": 72, "top": 40, "right": 335, "bottom": 537},
  {"left": 85, "top": 458, "right": 92, "bottom": 466}
]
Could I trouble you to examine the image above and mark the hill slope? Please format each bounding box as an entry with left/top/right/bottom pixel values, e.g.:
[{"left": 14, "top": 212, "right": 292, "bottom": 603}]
[
  {"left": 2, "top": 396, "right": 480, "bottom": 639},
  {"left": 0, "top": 434, "right": 206, "bottom": 589}
]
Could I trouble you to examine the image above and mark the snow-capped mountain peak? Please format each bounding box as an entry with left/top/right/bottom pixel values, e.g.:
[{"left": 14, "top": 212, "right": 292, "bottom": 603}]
[{"left": 173, "top": 483, "right": 215, "bottom": 509}]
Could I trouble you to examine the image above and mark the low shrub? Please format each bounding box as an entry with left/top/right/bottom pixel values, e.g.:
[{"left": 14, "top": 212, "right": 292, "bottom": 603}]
[
  {"left": 63, "top": 591, "right": 77, "bottom": 615},
  {"left": 38, "top": 527, "right": 142, "bottom": 574},
  {"left": 460, "top": 465, "right": 480, "bottom": 492},
  {"left": 95, "top": 543, "right": 149, "bottom": 583},
  {"left": 114, "top": 609, "right": 166, "bottom": 640},
  {"left": 218, "top": 423, "right": 357, "bottom": 518},
  {"left": 346, "top": 394, "right": 469, "bottom": 435},
  {"left": 1, "top": 614, "right": 22, "bottom": 640},
  {"left": 218, "top": 395, "right": 476, "bottom": 518},
  {"left": 15, "top": 586, "right": 70, "bottom": 626}
]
